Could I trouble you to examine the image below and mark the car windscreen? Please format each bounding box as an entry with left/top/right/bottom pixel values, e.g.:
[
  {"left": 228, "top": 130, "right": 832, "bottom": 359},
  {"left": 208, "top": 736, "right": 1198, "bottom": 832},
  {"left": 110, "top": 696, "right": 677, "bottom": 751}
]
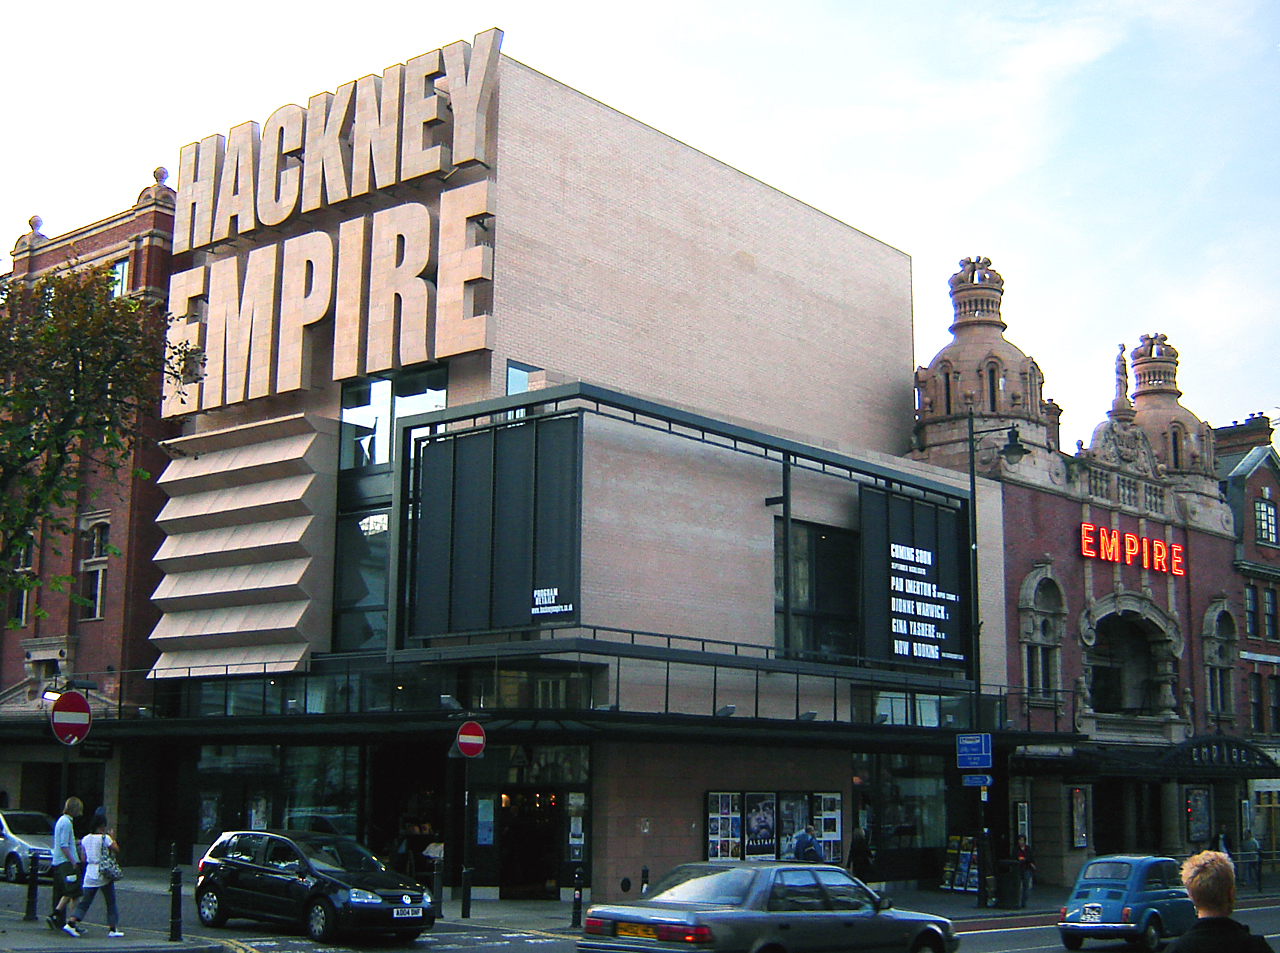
[
  {"left": 295, "top": 837, "right": 386, "bottom": 874},
  {"left": 4, "top": 813, "right": 54, "bottom": 836},
  {"left": 1082, "top": 861, "right": 1133, "bottom": 881},
  {"left": 646, "top": 866, "right": 757, "bottom": 905}
]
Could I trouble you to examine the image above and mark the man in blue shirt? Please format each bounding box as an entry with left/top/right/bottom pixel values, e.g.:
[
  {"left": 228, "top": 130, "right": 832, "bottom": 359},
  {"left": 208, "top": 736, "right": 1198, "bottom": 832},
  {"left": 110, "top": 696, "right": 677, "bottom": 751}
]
[{"left": 47, "top": 797, "right": 83, "bottom": 933}]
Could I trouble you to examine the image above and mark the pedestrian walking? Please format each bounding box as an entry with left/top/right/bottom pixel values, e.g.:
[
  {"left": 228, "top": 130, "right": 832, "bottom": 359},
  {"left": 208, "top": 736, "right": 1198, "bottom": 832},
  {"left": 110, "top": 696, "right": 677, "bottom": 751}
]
[
  {"left": 47, "top": 797, "right": 83, "bottom": 933},
  {"left": 1015, "top": 834, "right": 1036, "bottom": 908},
  {"left": 847, "top": 827, "right": 874, "bottom": 882},
  {"left": 64, "top": 812, "right": 123, "bottom": 938},
  {"left": 792, "top": 825, "right": 822, "bottom": 862},
  {"left": 1244, "top": 831, "right": 1262, "bottom": 889}
]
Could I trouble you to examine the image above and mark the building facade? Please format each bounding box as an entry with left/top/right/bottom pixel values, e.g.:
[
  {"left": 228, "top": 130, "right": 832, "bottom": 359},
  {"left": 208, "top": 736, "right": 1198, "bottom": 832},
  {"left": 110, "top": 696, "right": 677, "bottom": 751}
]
[
  {"left": 912, "top": 257, "right": 1276, "bottom": 886},
  {"left": 0, "top": 171, "right": 177, "bottom": 840},
  {"left": 0, "top": 30, "right": 1046, "bottom": 894}
]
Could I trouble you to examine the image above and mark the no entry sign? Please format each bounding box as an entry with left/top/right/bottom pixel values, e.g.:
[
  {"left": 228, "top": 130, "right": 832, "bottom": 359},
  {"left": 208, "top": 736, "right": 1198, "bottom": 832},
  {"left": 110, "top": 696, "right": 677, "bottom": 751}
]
[
  {"left": 49, "top": 690, "right": 92, "bottom": 745},
  {"left": 456, "top": 721, "right": 486, "bottom": 758}
]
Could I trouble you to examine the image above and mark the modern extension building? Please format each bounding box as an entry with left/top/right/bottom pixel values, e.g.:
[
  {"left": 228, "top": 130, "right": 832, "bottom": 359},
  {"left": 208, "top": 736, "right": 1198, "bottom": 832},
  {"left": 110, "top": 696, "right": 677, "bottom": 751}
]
[
  {"left": 31, "top": 29, "right": 1035, "bottom": 895},
  {"left": 912, "top": 258, "right": 1278, "bottom": 887}
]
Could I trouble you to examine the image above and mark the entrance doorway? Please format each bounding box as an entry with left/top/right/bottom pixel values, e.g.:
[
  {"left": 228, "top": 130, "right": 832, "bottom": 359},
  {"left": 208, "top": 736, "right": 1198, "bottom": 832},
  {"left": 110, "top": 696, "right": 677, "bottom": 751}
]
[
  {"left": 1092, "top": 778, "right": 1163, "bottom": 855},
  {"left": 498, "top": 789, "right": 562, "bottom": 899}
]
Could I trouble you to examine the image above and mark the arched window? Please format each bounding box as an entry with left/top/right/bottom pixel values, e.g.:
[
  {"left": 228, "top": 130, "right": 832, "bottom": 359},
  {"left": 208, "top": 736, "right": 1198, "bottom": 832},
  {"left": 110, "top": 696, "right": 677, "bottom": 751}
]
[
  {"left": 1020, "top": 573, "right": 1066, "bottom": 701},
  {"left": 987, "top": 366, "right": 999, "bottom": 412},
  {"left": 1170, "top": 426, "right": 1183, "bottom": 470},
  {"left": 1206, "top": 609, "right": 1238, "bottom": 722}
]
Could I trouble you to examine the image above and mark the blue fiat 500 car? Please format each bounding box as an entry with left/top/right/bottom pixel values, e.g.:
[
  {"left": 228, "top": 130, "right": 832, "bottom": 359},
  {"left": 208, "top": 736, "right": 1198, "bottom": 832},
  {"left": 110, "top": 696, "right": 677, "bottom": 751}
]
[{"left": 1058, "top": 855, "right": 1195, "bottom": 951}]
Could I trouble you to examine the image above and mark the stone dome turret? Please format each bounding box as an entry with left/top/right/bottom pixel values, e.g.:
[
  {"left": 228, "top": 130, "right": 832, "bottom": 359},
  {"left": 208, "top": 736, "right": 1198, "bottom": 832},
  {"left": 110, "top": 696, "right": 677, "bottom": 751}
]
[
  {"left": 915, "top": 257, "right": 1048, "bottom": 428},
  {"left": 1128, "top": 333, "right": 1215, "bottom": 476}
]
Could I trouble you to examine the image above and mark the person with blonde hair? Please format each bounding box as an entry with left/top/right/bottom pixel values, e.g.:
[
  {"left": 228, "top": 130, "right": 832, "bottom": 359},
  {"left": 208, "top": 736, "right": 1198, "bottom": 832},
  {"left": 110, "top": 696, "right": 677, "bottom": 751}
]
[
  {"left": 1166, "top": 850, "right": 1272, "bottom": 952},
  {"left": 47, "top": 796, "right": 83, "bottom": 933}
]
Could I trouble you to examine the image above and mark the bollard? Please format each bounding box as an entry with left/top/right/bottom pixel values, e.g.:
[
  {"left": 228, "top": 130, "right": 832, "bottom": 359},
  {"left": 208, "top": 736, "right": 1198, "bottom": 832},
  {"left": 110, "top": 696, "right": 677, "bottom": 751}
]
[
  {"left": 641, "top": 865, "right": 649, "bottom": 895},
  {"left": 571, "top": 867, "right": 583, "bottom": 928},
  {"left": 23, "top": 850, "right": 38, "bottom": 921},
  {"left": 431, "top": 866, "right": 443, "bottom": 919},
  {"left": 168, "top": 843, "right": 183, "bottom": 942},
  {"left": 460, "top": 867, "right": 472, "bottom": 919}
]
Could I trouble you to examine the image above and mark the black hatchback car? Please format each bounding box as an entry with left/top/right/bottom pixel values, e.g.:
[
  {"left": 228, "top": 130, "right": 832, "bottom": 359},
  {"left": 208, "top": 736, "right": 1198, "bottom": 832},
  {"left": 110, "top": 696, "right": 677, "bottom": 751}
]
[{"left": 195, "top": 830, "right": 433, "bottom": 942}]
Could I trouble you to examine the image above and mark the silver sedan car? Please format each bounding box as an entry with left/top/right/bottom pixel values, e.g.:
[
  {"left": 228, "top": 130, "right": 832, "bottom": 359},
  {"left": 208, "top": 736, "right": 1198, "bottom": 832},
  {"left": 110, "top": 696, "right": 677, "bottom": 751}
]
[
  {"left": 579, "top": 862, "right": 959, "bottom": 953},
  {"left": 0, "top": 810, "right": 55, "bottom": 883}
]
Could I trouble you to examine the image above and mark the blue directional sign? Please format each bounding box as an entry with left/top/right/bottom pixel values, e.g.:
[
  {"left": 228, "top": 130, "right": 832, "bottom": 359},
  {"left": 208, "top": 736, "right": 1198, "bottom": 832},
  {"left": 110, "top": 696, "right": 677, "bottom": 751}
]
[
  {"left": 962, "top": 774, "right": 994, "bottom": 787},
  {"left": 957, "top": 733, "right": 993, "bottom": 769}
]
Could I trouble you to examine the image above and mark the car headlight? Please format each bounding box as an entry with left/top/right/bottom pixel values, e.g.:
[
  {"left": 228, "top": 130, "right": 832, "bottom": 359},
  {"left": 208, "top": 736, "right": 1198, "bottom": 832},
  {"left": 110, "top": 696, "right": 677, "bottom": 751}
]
[{"left": 348, "top": 888, "right": 382, "bottom": 904}]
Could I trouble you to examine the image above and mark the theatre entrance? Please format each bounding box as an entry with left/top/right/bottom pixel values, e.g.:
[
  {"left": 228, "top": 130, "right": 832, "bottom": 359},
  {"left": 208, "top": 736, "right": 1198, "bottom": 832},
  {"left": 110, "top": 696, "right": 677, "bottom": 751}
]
[{"left": 498, "top": 789, "right": 562, "bottom": 899}]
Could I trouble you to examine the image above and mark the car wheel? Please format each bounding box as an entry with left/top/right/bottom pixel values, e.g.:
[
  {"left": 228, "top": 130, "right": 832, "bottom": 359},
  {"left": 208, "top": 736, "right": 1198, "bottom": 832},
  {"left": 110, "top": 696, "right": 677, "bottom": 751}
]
[
  {"left": 1135, "top": 919, "right": 1162, "bottom": 952},
  {"left": 4, "top": 855, "right": 23, "bottom": 884},
  {"left": 910, "top": 934, "right": 944, "bottom": 953},
  {"left": 306, "top": 898, "right": 337, "bottom": 942},
  {"left": 196, "top": 886, "right": 228, "bottom": 927},
  {"left": 394, "top": 929, "right": 423, "bottom": 942},
  {"left": 1061, "top": 933, "right": 1084, "bottom": 950}
]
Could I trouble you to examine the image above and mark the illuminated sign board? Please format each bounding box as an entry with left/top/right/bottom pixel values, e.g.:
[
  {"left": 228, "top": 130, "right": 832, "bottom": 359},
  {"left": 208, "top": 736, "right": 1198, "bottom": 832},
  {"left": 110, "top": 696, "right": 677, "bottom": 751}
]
[
  {"left": 163, "top": 29, "right": 504, "bottom": 417},
  {"left": 1079, "top": 523, "right": 1184, "bottom": 575},
  {"left": 861, "top": 486, "right": 967, "bottom": 669}
]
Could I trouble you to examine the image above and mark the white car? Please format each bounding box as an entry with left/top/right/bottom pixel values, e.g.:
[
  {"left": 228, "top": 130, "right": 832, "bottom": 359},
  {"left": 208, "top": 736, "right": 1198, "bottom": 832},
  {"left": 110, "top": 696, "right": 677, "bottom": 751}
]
[{"left": 0, "top": 810, "right": 55, "bottom": 883}]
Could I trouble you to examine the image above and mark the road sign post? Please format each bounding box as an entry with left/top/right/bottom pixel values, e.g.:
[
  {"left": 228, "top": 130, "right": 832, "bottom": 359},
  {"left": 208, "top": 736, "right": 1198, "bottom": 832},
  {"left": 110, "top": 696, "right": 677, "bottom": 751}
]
[
  {"left": 49, "top": 691, "right": 92, "bottom": 745},
  {"left": 956, "top": 733, "right": 992, "bottom": 769},
  {"left": 456, "top": 720, "right": 486, "bottom": 758}
]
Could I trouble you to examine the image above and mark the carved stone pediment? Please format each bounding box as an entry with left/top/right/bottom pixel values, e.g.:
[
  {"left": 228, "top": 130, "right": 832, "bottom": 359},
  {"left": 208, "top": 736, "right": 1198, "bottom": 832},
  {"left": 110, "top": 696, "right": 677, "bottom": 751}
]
[{"left": 1089, "top": 419, "right": 1160, "bottom": 477}]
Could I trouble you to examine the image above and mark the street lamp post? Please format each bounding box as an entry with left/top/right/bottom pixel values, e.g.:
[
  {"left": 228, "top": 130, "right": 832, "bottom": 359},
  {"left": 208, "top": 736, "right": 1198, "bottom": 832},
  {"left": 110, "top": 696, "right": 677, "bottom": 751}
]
[
  {"left": 966, "top": 409, "right": 1028, "bottom": 729},
  {"left": 965, "top": 409, "right": 1028, "bottom": 910}
]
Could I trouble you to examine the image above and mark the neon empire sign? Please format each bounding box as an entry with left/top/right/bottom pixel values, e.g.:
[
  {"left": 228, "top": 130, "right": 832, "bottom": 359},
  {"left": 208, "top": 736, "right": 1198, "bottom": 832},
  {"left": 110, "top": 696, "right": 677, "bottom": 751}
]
[{"left": 1079, "top": 523, "right": 1185, "bottom": 575}]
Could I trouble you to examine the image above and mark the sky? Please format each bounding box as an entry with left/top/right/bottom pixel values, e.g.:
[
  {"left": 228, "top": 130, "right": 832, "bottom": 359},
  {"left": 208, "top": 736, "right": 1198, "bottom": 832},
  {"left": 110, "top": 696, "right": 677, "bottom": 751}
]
[{"left": 4, "top": 0, "right": 1277, "bottom": 451}]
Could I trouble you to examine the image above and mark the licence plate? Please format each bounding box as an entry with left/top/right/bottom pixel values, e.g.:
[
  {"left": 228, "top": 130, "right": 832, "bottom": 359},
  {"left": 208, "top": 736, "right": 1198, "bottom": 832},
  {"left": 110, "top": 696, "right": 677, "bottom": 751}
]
[
  {"left": 1081, "top": 904, "right": 1102, "bottom": 923},
  {"left": 393, "top": 908, "right": 424, "bottom": 918},
  {"left": 617, "top": 923, "right": 658, "bottom": 939}
]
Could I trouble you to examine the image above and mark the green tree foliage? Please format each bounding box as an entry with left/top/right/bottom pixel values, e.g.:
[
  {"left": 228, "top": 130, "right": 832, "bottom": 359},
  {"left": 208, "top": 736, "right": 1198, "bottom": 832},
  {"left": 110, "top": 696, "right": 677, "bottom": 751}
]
[{"left": 0, "top": 264, "right": 188, "bottom": 595}]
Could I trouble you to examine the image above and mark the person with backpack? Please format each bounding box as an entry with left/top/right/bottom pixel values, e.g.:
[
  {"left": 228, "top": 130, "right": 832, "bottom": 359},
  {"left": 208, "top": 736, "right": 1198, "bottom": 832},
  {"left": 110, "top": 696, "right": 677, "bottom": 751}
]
[{"left": 793, "top": 825, "right": 822, "bottom": 862}]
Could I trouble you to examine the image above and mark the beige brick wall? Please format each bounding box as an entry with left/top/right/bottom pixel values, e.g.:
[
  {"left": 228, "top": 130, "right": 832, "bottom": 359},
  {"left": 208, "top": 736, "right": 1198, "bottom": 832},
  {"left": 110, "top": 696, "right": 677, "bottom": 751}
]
[
  {"left": 581, "top": 413, "right": 869, "bottom": 651},
  {"left": 592, "top": 740, "right": 851, "bottom": 902},
  {"left": 490, "top": 59, "right": 915, "bottom": 457}
]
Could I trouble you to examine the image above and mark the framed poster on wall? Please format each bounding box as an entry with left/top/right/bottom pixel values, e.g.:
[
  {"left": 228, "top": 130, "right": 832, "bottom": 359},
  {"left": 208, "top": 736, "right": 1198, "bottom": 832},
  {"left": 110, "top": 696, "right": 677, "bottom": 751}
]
[
  {"left": 812, "top": 793, "right": 843, "bottom": 863},
  {"left": 744, "top": 792, "right": 777, "bottom": 860},
  {"left": 1187, "top": 787, "right": 1211, "bottom": 842},
  {"left": 1072, "top": 788, "right": 1088, "bottom": 848},
  {"left": 706, "top": 792, "right": 742, "bottom": 861}
]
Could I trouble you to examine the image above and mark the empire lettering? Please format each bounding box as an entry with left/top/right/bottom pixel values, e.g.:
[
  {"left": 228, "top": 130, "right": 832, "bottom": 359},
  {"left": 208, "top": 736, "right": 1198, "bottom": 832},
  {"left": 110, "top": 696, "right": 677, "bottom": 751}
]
[{"left": 1079, "top": 522, "right": 1185, "bottom": 575}]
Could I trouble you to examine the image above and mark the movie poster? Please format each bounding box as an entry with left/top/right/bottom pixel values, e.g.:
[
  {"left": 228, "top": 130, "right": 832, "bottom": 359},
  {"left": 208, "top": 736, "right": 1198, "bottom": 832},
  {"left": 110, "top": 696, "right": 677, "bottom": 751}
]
[
  {"left": 744, "top": 792, "right": 777, "bottom": 859},
  {"left": 707, "top": 791, "right": 742, "bottom": 861},
  {"left": 778, "top": 793, "right": 809, "bottom": 860}
]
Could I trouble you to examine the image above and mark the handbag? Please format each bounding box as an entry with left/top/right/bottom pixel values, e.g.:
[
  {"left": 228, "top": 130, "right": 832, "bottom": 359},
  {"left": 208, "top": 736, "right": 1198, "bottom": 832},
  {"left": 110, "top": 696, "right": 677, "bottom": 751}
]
[{"left": 97, "top": 835, "right": 123, "bottom": 882}]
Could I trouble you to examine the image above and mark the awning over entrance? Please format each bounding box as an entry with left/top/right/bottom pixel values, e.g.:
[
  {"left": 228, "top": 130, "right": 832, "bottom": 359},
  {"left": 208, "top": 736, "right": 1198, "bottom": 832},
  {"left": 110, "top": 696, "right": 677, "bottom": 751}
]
[{"left": 1014, "top": 735, "right": 1280, "bottom": 780}]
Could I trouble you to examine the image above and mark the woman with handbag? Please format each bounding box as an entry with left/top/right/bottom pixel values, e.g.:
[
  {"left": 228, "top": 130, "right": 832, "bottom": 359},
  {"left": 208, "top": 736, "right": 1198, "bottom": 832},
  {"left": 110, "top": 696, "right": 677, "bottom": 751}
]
[{"left": 65, "top": 813, "right": 123, "bottom": 937}]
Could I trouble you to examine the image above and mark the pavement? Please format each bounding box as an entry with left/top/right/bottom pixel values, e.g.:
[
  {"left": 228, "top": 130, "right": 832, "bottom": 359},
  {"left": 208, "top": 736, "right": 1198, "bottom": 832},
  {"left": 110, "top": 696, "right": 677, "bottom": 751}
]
[{"left": 0, "top": 865, "right": 1277, "bottom": 952}]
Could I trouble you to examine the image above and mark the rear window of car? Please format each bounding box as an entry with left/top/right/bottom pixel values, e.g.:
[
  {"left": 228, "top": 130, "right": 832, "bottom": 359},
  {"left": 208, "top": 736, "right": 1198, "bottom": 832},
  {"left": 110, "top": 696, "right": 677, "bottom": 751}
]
[
  {"left": 1082, "top": 861, "right": 1132, "bottom": 881},
  {"left": 3, "top": 813, "right": 53, "bottom": 836},
  {"left": 648, "top": 866, "right": 758, "bottom": 904}
]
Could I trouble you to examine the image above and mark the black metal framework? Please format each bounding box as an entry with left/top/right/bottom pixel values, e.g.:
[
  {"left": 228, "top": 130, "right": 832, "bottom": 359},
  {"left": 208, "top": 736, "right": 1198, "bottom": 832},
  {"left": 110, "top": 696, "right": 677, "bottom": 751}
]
[{"left": 388, "top": 383, "right": 975, "bottom": 688}]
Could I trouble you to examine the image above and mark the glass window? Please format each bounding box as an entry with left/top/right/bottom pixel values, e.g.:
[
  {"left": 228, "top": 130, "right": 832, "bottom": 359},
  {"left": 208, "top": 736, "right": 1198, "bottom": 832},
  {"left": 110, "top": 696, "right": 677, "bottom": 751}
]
[
  {"left": 264, "top": 839, "right": 302, "bottom": 871},
  {"left": 225, "top": 833, "right": 266, "bottom": 862},
  {"left": 1266, "top": 589, "right": 1278, "bottom": 642},
  {"left": 1271, "top": 676, "right": 1280, "bottom": 732},
  {"left": 1257, "top": 500, "right": 1278, "bottom": 546},
  {"left": 1246, "top": 586, "right": 1260, "bottom": 637},
  {"left": 768, "top": 869, "right": 826, "bottom": 911},
  {"left": 814, "top": 868, "right": 872, "bottom": 911},
  {"left": 109, "top": 258, "right": 129, "bottom": 298},
  {"left": 340, "top": 367, "right": 446, "bottom": 469},
  {"left": 333, "top": 510, "right": 390, "bottom": 652},
  {"left": 79, "top": 567, "right": 105, "bottom": 621},
  {"left": 507, "top": 361, "right": 540, "bottom": 395},
  {"left": 1251, "top": 673, "right": 1265, "bottom": 732},
  {"left": 775, "top": 519, "right": 859, "bottom": 660}
]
